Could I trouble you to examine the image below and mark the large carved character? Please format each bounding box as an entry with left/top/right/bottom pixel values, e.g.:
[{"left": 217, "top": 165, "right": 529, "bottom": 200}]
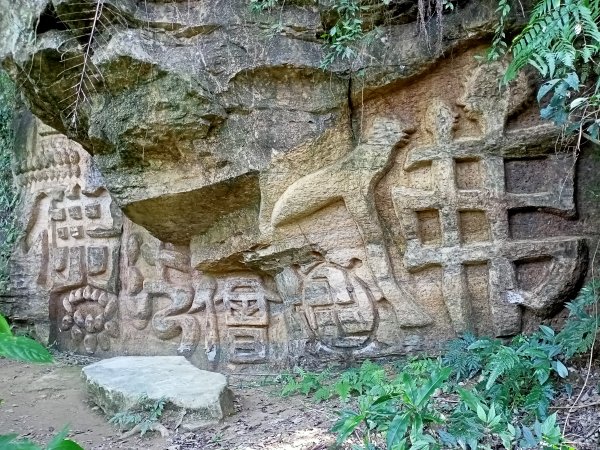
[
  {"left": 393, "top": 63, "right": 585, "bottom": 336},
  {"left": 269, "top": 118, "right": 432, "bottom": 328}
]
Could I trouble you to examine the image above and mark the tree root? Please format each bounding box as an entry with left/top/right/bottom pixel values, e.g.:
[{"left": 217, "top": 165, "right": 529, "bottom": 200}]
[{"left": 119, "top": 422, "right": 170, "bottom": 440}]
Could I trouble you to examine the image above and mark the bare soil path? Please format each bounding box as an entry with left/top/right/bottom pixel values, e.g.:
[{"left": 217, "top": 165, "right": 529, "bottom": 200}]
[
  {"left": 0, "top": 357, "right": 165, "bottom": 449},
  {"left": 0, "top": 357, "right": 341, "bottom": 450}
]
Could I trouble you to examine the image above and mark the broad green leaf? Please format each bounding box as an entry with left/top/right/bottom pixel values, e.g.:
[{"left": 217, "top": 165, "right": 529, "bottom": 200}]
[
  {"left": 569, "top": 97, "right": 588, "bottom": 110},
  {"left": 46, "top": 427, "right": 84, "bottom": 450},
  {"left": 552, "top": 360, "right": 569, "bottom": 378},
  {"left": 476, "top": 404, "right": 487, "bottom": 423},
  {"left": 540, "top": 105, "right": 556, "bottom": 119},
  {"left": 386, "top": 413, "right": 409, "bottom": 448},
  {"left": 467, "top": 340, "right": 492, "bottom": 350},
  {"left": 410, "top": 414, "right": 424, "bottom": 437},
  {"left": 0, "top": 334, "right": 53, "bottom": 363},
  {"left": 415, "top": 367, "right": 451, "bottom": 408},
  {"left": 564, "top": 72, "right": 580, "bottom": 90},
  {"left": 538, "top": 325, "right": 555, "bottom": 338},
  {"left": 535, "top": 367, "right": 550, "bottom": 385},
  {"left": 541, "top": 413, "right": 558, "bottom": 435},
  {"left": 499, "top": 431, "right": 514, "bottom": 449},
  {"left": 0, "top": 314, "right": 11, "bottom": 335},
  {"left": 522, "top": 425, "right": 537, "bottom": 447},
  {"left": 457, "top": 387, "right": 482, "bottom": 411},
  {"left": 332, "top": 411, "right": 364, "bottom": 443},
  {"left": 47, "top": 440, "right": 84, "bottom": 450},
  {"left": 370, "top": 393, "right": 397, "bottom": 407},
  {"left": 487, "top": 403, "right": 496, "bottom": 422},
  {"left": 537, "top": 78, "right": 560, "bottom": 103}
]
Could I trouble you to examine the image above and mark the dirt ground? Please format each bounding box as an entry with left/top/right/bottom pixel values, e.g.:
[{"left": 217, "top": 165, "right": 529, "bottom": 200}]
[
  {"left": 0, "top": 355, "right": 341, "bottom": 450},
  {"left": 2, "top": 354, "right": 600, "bottom": 450}
]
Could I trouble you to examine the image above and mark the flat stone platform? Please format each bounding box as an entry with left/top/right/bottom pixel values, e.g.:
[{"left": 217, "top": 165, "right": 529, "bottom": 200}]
[{"left": 82, "top": 356, "right": 234, "bottom": 430}]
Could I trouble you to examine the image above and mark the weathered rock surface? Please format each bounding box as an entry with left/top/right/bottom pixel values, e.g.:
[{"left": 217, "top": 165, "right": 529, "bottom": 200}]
[
  {"left": 0, "top": 0, "right": 509, "bottom": 243},
  {"left": 1, "top": 0, "right": 600, "bottom": 371},
  {"left": 82, "top": 356, "right": 234, "bottom": 430}
]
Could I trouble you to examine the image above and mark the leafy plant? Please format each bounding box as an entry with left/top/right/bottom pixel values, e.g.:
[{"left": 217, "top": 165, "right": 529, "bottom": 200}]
[
  {"left": 280, "top": 367, "right": 332, "bottom": 400},
  {"left": 332, "top": 367, "right": 451, "bottom": 449},
  {"left": 0, "top": 314, "right": 53, "bottom": 363},
  {"left": 331, "top": 360, "right": 387, "bottom": 402},
  {"left": 109, "top": 394, "right": 169, "bottom": 437},
  {"left": 486, "top": 0, "right": 512, "bottom": 62},
  {"left": 442, "top": 332, "right": 483, "bottom": 382},
  {"left": 0, "top": 314, "right": 82, "bottom": 449},
  {"left": 319, "top": 0, "right": 366, "bottom": 68},
  {"left": 556, "top": 279, "right": 600, "bottom": 358}
]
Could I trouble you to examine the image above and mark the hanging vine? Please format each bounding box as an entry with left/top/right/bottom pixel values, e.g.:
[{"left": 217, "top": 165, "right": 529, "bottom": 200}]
[{"left": 0, "top": 71, "right": 19, "bottom": 294}]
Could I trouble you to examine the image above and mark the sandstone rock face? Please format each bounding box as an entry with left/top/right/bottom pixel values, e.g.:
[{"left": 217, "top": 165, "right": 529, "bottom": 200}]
[
  {"left": 6, "top": 112, "right": 122, "bottom": 346},
  {"left": 82, "top": 356, "right": 234, "bottom": 429},
  {"left": 1, "top": 0, "right": 599, "bottom": 370}
]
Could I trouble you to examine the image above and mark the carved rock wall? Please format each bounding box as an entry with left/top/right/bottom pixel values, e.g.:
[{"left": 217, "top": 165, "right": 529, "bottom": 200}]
[{"left": 2, "top": 1, "right": 600, "bottom": 370}]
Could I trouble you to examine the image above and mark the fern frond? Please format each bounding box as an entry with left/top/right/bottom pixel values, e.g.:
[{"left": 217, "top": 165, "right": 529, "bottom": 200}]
[
  {"left": 556, "top": 280, "right": 600, "bottom": 358},
  {"left": 485, "top": 347, "right": 520, "bottom": 390},
  {"left": 66, "top": 0, "right": 102, "bottom": 127},
  {"left": 49, "top": 0, "right": 127, "bottom": 129},
  {"left": 443, "top": 334, "right": 483, "bottom": 381},
  {"left": 506, "top": 0, "right": 600, "bottom": 82}
]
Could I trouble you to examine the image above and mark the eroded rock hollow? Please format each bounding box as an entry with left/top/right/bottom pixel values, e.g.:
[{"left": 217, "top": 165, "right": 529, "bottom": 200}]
[{"left": 2, "top": 0, "right": 599, "bottom": 370}]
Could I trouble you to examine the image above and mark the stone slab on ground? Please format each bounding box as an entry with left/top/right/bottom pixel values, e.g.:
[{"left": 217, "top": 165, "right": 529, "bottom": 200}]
[{"left": 82, "top": 356, "right": 235, "bottom": 430}]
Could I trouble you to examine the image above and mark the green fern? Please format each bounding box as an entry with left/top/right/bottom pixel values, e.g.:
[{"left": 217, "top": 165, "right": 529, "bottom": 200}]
[
  {"left": 499, "top": 0, "right": 600, "bottom": 143},
  {"left": 486, "top": 0, "right": 512, "bottom": 61},
  {"left": 505, "top": 0, "right": 600, "bottom": 80},
  {"left": 280, "top": 367, "right": 332, "bottom": 399},
  {"left": 485, "top": 346, "right": 520, "bottom": 390},
  {"left": 443, "top": 333, "right": 483, "bottom": 381},
  {"left": 109, "top": 394, "right": 166, "bottom": 436},
  {"left": 556, "top": 280, "right": 600, "bottom": 358}
]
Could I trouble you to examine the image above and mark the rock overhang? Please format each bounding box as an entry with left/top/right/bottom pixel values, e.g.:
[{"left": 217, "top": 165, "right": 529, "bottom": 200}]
[{"left": 1, "top": 0, "right": 507, "bottom": 240}]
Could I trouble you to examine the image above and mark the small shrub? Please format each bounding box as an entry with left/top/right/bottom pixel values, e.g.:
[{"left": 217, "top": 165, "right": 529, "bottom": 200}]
[
  {"left": 489, "top": 0, "right": 600, "bottom": 147},
  {"left": 109, "top": 394, "right": 167, "bottom": 437},
  {"left": 281, "top": 367, "right": 332, "bottom": 400}
]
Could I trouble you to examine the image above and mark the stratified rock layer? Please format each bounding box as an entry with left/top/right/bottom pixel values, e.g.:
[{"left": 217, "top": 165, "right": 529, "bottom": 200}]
[
  {"left": 1, "top": 1, "right": 599, "bottom": 370},
  {"left": 82, "top": 356, "right": 234, "bottom": 430}
]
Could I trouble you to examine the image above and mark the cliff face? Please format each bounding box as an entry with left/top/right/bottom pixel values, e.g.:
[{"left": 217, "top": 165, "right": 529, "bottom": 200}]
[
  {"left": 1, "top": 0, "right": 599, "bottom": 370},
  {"left": 1, "top": 0, "right": 504, "bottom": 244}
]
